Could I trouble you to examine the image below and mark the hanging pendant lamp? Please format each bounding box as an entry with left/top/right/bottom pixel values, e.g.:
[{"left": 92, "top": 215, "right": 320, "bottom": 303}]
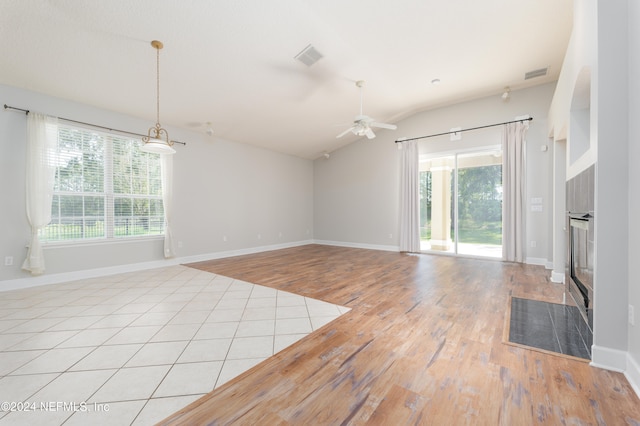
[{"left": 141, "top": 40, "right": 175, "bottom": 154}]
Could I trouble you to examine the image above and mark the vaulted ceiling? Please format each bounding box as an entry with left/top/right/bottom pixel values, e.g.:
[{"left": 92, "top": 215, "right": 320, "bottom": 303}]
[{"left": 0, "top": 0, "right": 572, "bottom": 159}]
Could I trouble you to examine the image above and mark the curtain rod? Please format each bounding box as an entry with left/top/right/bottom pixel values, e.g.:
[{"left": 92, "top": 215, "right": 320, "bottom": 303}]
[
  {"left": 3, "top": 104, "right": 187, "bottom": 146},
  {"left": 394, "top": 116, "right": 533, "bottom": 143}
]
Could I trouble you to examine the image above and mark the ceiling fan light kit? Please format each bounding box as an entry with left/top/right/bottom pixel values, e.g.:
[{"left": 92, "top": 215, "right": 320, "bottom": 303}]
[
  {"left": 336, "top": 80, "right": 397, "bottom": 140},
  {"left": 141, "top": 40, "right": 176, "bottom": 155}
]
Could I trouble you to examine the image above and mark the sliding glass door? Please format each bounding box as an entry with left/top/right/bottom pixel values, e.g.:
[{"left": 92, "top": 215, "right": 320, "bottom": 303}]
[{"left": 419, "top": 149, "right": 502, "bottom": 258}]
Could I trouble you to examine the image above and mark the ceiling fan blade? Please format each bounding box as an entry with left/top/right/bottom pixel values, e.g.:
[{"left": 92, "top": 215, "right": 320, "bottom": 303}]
[
  {"left": 370, "top": 122, "right": 397, "bottom": 130},
  {"left": 337, "top": 126, "right": 356, "bottom": 138},
  {"left": 365, "top": 128, "right": 376, "bottom": 139}
]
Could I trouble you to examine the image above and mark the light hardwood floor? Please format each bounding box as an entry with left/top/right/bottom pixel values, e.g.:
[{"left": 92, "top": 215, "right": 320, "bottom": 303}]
[{"left": 160, "top": 244, "right": 640, "bottom": 425}]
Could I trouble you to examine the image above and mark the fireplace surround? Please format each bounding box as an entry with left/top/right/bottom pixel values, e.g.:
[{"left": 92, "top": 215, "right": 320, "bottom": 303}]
[{"left": 566, "top": 164, "right": 595, "bottom": 331}]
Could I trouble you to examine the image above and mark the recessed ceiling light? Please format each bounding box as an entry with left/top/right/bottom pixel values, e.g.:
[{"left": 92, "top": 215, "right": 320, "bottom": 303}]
[{"left": 431, "top": 78, "right": 441, "bottom": 85}]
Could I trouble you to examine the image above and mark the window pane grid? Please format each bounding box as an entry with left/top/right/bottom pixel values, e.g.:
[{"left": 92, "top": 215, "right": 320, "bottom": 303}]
[
  {"left": 43, "top": 125, "right": 164, "bottom": 243},
  {"left": 113, "top": 196, "right": 164, "bottom": 238}
]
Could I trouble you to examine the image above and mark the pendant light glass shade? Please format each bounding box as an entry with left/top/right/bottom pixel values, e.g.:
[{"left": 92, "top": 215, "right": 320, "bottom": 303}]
[
  {"left": 141, "top": 40, "right": 175, "bottom": 154},
  {"left": 140, "top": 137, "right": 176, "bottom": 154}
]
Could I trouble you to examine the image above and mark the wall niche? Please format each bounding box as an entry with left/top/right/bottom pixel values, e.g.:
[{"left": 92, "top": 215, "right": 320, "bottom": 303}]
[{"left": 569, "top": 67, "right": 591, "bottom": 165}]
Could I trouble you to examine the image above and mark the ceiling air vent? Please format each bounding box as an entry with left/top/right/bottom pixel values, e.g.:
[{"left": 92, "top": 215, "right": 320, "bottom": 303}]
[
  {"left": 294, "top": 44, "right": 323, "bottom": 67},
  {"left": 524, "top": 67, "right": 549, "bottom": 80}
]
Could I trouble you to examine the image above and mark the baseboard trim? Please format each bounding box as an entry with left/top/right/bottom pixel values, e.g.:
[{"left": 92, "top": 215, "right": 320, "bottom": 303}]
[
  {"left": 590, "top": 345, "right": 627, "bottom": 372},
  {"left": 526, "top": 257, "right": 548, "bottom": 266},
  {"left": 590, "top": 347, "right": 640, "bottom": 401},
  {"left": 179, "top": 240, "right": 314, "bottom": 264},
  {"left": 625, "top": 353, "right": 640, "bottom": 400},
  {"left": 312, "top": 240, "right": 400, "bottom": 253},
  {"left": 0, "top": 258, "right": 180, "bottom": 292},
  {"left": 550, "top": 271, "right": 565, "bottom": 283},
  {"left": 0, "top": 240, "right": 314, "bottom": 292}
]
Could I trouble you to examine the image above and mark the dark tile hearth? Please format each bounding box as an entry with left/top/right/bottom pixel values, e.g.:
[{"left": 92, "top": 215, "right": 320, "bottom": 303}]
[{"left": 509, "top": 297, "right": 592, "bottom": 360}]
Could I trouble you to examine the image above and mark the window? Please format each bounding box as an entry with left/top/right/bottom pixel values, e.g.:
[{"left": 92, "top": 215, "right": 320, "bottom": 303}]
[{"left": 43, "top": 125, "right": 164, "bottom": 242}]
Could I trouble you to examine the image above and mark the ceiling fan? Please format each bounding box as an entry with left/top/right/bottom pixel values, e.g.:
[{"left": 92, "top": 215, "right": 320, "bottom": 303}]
[{"left": 336, "top": 80, "right": 397, "bottom": 140}]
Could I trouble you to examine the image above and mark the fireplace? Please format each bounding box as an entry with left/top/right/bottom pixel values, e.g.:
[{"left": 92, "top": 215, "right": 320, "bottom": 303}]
[{"left": 567, "top": 212, "right": 594, "bottom": 329}]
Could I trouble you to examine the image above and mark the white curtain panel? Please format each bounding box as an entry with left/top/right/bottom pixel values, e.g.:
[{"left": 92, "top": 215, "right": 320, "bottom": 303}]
[
  {"left": 502, "top": 121, "right": 529, "bottom": 262},
  {"left": 161, "top": 153, "right": 176, "bottom": 258},
  {"left": 399, "top": 140, "right": 421, "bottom": 252},
  {"left": 22, "top": 113, "right": 58, "bottom": 275}
]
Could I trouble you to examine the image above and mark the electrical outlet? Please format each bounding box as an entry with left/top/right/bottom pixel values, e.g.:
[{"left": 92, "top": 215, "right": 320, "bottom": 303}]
[
  {"left": 630, "top": 305, "right": 635, "bottom": 326},
  {"left": 389, "top": 233, "right": 393, "bottom": 239},
  {"left": 4, "top": 256, "right": 13, "bottom": 266},
  {"left": 257, "top": 234, "right": 261, "bottom": 240},
  {"left": 222, "top": 235, "right": 227, "bottom": 242},
  {"left": 530, "top": 241, "right": 537, "bottom": 248}
]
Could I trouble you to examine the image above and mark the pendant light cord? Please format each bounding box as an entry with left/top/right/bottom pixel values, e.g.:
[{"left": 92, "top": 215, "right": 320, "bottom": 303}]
[{"left": 156, "top": 44, "right": 161, "bottom": 127}]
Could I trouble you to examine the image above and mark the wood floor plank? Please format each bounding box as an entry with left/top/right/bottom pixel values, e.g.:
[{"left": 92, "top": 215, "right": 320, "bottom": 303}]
[{"left": 159, "top": 244, "right": 640, "bottom": 425}]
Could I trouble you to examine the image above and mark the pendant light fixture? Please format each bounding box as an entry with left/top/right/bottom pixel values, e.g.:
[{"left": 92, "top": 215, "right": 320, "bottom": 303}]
[{"left": 141, "top": 40, "right": 175, "bottom": 154}]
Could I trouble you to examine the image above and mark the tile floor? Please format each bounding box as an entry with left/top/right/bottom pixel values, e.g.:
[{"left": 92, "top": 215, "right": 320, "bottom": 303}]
[
  {"left": 508, "top": 297, "right": 592, "bottom": 360},
  {"left": 0, "top": 265, "right": 349, "bottom": 425}
]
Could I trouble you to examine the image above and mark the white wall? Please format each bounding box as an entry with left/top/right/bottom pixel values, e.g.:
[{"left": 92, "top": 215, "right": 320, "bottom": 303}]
[
  {"left": 313, "top": 129, "right": 399, "bottom": 250},
  {"left": 548, "top": 0, "right": 598, "bottom": 179},
  {"left": 627, "top": 0, "right": 640, "bottom": 384},
  {"left": 548, "top": 0, "right": 638, "bottom": 379},
  {"left": 314, "top": 83, "right": 556, "bottom": 263},
  {"left": 0, "top": 84, "right": 314, "bottom": 286},
  {"left": 591, "top": 0, "right": 630, "bottom": 367}
]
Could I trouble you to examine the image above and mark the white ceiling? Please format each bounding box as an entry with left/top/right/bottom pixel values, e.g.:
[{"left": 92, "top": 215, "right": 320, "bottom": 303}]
[{"left": 0, "top": 0, "right": 573, "bottom": 159}]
